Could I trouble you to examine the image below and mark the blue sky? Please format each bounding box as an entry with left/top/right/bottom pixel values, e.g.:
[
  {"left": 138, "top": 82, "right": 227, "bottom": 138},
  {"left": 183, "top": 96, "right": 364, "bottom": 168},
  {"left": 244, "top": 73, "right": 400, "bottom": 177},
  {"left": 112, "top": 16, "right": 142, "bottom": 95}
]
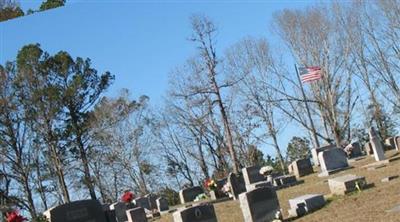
[{"left": 1, "top": 0, "right": 317, "bottom": 156}]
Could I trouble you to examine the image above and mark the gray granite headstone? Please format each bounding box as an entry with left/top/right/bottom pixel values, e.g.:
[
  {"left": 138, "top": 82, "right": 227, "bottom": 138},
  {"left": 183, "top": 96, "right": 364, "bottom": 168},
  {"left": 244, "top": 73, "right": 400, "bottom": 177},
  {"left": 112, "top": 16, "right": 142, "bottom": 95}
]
[
  {"left": 227, "top": 172, "right": 246, "bottom": 200},
  {"left": 369, "top": 127, "right": 386, "bottom": 161},
  {"left": 110, "top": 202, "right": 135, "bottom": 222},
  {"left": 134, "top": 197, "right": 150, "bottom": 210},
  {"left": 318, "top": 148, "right": 349, "bottom": 177},
  {"left": 311, "top": 144, "right": 335, "bottom": 166},
  {"left": 103, "top": 204, "right": 117, "bottom": 222},
  {"left": 328, "top": 174, "right": 366, "bottom": 195},
  {"left": 144, "top": 194, "right": 158, "bottom": 210},
  {"left": 242, "top": 166, "right": 265, "bottom": 185},
  {"left": 239, "top": 187, "right": 280, "bottom": 222},
  {"left": 44, "top": 199, "right": 107, "bottom": 222},
  {"left": 173, "top": 204, "right": 217, "bottom": 222},
  {"left": 288, "top": 194, "right": 325, "bottom": 217},
  {"left": 156, "top": 197, "right": 169, "bottom": 212},
  {"left": 291, "top": 158, "right": 313, "bottom": 178},
  {"left": 179, "top": 186, "right": 203, "bottom": 204},
  {"left": 126, "top": 207, "right": 147, "bottom": 222},
  {"left": 273, "top": 175, "right": 297, "bottom": 187},
  {"left": 348, "top": 142, "right": 363, "bottom": 158}
]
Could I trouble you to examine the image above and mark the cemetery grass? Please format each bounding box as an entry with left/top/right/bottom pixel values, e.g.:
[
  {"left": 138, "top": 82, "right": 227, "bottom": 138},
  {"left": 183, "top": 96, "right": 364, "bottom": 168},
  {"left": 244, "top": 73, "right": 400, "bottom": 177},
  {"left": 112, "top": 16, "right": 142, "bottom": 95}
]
[{"left": 155, "top": 150, "right": 400, "bottom": 222}]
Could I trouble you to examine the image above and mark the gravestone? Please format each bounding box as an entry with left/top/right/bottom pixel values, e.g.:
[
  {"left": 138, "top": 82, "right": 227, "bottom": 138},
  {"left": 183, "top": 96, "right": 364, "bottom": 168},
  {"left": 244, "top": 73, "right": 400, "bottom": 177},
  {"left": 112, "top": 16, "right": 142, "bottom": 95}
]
[
  {"left": 291, "top": 158, "right": 313, "bottom": 178},
  {"left": 134, "top": 197, "right": 150, "bottom": 210},
  {"left": 395, "top": 136, "right": 400, "bottom": 151},
  {"left": 245, "top": 181, "right": 272, "bottom": 192},
  {"left": 144, "top": 194, "right": 158, "bottom": 210},
  {"left": 110, "top": 202, "right": 135, "bottom": 222},
  {"left": 103, "top": 204, "right": 117, "bottom": 222},
  {"left": 179, "top": 186, "right": 203, "bottom": 204},
  {"left": 156, "top": 197, "right": 169, "bottom": 212},
  {"left": 288, "top": 163, "right": 294, "bottom": 174},
  {"left": 381, "top": 175, "right": 399, "bottom": 182},
  {"left": 318, "top": 148, "right": 349, "bottom": 177},
  {"left": 273, "top": 175, "right": 297, "bottom": 187},
  {"left": 239, "top": 187, "right": 281, "bottom": 222},
  {"left": 173, "top": 204, "right": 217, "bottom": 222},
  {"left": 242, "top": 166, "right": 265, "bottom": 185},
  {"left": 347, "top": 142, "right": 363, "bottom": 158},
  {"left": 126, "top": 207, "right": 147, "bottom": 222},
  {"left": 385, "top": 137, "right": 396, "bottom": 150},
  {"left": 288, "top": 194, "right": 325, "bottom": 218},
  {"left": 364, "top": 142, "right": 374, "bottom": 155},
  {"left": 44, "top": 199, "right": 107, "bottom": 222},
  {"left": 227, "top": 172, "right": 246, "bottom": 200},
  {"left": 311, "top": 144, "right": 335, "bottom": 166},
  {"left": 369, "top": 127, "right": 386, "bottom": 161},
  {"left": 328, "top": 174, "right": 367, "bottom": 195}
]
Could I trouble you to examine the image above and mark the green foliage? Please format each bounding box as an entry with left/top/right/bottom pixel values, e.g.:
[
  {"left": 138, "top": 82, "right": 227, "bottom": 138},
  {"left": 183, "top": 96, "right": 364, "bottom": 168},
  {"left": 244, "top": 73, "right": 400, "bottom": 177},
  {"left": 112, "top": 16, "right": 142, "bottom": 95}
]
[
  {"left": 39, "top": 0, "right": 65, "bottom": 11},
  {"left": 158, "top": 187, "right": 179, "bottom": 206},
  {"left": 285, "top": 136, "right": 311, "bottom": 163},
  {"left": 0, "top": 0, "right": 24, "bottom": 22},
  {"left": 264, "top": 155, "right": 284, "bottom": 173}
]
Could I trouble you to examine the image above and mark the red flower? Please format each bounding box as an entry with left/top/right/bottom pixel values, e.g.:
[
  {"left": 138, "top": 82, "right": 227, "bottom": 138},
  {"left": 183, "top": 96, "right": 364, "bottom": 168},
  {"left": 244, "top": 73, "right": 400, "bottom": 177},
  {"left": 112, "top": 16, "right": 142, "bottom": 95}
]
[
  {"left": 121, "top": 191, "right": 134, "bottom": 203},
  {"left": 6, "top": 211, "right": 27, "bottom": 222},
  {"left": 204, "top": 178, "right": 217, "bottom": 190}
]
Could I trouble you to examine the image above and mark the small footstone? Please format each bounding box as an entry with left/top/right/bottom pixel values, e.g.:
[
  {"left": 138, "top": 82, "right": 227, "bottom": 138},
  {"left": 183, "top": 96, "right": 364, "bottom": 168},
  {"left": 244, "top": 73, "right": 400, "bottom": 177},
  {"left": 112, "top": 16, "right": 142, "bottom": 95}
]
[
  {"left": 328, "top": 174, "right": 367, "bottom": 195},
  {"left": 367, "top": 165, "right": 386, "bottom": 171},
  {"left": 381, "top": 175, "right": 399, "bottom": 182},
  {"left": 386, "top": 205, "right": 400, "bottom": 213}
]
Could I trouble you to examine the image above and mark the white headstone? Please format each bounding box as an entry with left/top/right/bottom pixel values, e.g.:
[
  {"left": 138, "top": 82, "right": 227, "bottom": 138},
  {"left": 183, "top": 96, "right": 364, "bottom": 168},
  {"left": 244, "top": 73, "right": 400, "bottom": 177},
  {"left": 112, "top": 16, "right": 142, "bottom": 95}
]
[{"left": 369, "top": 127, "right": 386, "bottom": 161}]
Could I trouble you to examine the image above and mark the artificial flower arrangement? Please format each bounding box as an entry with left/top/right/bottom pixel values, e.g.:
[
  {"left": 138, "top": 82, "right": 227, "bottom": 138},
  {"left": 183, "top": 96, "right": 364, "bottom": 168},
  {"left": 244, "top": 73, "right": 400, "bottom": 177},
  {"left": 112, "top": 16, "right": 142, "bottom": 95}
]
[
  {"left": 6, "top": 211, "right": 27, "bottom": 222},
  {"left": 204, "top": 178, "right": 217, "bottom": 191},
  {"left": 221, "top": 183, "right": 233, "bottom": 198},
  {"left": 194, "top": 193, "right": 208, "bottom": 202},
  {"left": 121, "top": 190, "right": 135, "bottom": 203},
  {"left": 259, "top": 165, "right": 274, "bottom": 176}
]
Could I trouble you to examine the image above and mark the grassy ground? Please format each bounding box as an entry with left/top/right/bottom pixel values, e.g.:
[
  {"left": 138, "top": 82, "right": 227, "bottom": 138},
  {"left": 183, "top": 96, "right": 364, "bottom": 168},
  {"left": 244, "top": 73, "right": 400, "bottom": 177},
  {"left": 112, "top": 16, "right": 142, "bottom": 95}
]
[{"left": 155, "top": 150, "right": 400, "bottom": 222}]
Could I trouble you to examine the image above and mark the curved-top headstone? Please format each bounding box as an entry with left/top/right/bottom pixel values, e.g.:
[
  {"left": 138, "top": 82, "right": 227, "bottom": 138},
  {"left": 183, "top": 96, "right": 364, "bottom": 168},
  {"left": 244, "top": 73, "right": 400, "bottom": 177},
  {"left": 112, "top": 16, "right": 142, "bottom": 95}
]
[
  {"left": 318, "top": 148, "right": 349, "bottom": 177},
  {"left": 44, "top": 199, "right": 107, "bottom": 222},
  {"left": 311, "top": 144, "right": 335, "bottom": 166}
]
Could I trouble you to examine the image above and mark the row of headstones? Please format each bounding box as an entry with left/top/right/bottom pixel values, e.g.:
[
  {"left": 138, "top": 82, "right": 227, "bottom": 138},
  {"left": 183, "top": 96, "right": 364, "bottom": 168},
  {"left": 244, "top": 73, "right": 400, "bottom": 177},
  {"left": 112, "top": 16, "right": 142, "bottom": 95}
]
[
  {"left": 176, "top": 186, "right": 330, "bottom": 222},
  {"left": 42, "top": 195, "right": 170, "bottom": 222},
  {"left": 309, "top": 128, "right": 391, "bottom": 178},
  {"left": 175, "top": 186, "right": 281, "bottom": 222},
  {"left": 179, "top": 163, "right": 307, "bottom": 206},
  {"left": 365, "top": 136, "right": 400, "bottom": 155},
  {"left": 312, "top": 128, "right": 400, "bottom": 175}
]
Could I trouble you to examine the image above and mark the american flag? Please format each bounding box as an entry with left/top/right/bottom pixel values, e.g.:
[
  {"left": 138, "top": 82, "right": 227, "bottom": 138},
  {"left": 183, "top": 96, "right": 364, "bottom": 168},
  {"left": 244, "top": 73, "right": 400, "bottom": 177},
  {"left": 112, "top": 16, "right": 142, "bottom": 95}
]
[{"left": 299, "top": 66, "right": 322, "bottom": 83}]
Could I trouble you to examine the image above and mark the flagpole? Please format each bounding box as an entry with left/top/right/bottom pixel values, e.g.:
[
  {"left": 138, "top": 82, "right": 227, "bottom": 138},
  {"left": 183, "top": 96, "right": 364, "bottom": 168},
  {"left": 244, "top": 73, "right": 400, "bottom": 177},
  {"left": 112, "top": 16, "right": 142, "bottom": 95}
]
[{"left": 295, "top": 64, "right": 320, "bottom": 149}]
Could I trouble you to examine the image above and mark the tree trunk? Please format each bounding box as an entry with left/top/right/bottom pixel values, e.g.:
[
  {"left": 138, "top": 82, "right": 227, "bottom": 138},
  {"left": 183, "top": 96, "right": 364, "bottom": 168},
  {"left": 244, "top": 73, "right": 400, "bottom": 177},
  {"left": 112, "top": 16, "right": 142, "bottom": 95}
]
[{"left": 212, "top": 76, "right": 239, "bottom": 174}]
